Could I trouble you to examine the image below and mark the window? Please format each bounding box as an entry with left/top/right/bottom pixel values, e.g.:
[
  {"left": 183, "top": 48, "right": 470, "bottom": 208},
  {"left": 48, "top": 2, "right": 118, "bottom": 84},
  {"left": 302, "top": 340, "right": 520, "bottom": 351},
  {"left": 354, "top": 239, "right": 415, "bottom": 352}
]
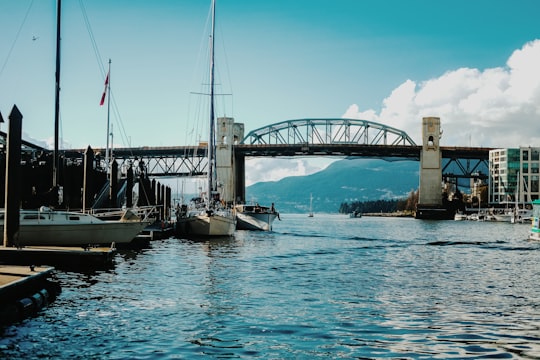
[
  {"left": 532, "top": 175, "right": 539, "bottom": 193},
  {"left": 23, "top": 214, "right": 46, "bottom": 220}
]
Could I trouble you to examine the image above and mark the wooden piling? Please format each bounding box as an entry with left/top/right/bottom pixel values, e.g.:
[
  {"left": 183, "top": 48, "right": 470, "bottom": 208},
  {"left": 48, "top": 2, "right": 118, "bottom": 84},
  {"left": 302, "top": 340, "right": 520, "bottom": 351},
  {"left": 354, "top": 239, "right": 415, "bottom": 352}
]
[
  {"left": 126, "top": 163, "right": 133, "bottom": 208},
  {"left": 82, "top": 146, "right": 94, "bottom": 211},
  {"left": 109, "top": 159, "right": 118, "bottom": 207},
  {"left": 3, "top": 105, "right": 22, "bottom": 247}
]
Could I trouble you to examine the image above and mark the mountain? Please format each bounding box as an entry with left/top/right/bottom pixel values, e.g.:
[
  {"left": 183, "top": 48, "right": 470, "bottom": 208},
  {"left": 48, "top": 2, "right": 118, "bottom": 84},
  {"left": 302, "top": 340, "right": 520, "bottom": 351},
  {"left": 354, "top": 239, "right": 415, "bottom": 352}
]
[{"left": 245, "top": 158, "right": 420, "bottom": 213}]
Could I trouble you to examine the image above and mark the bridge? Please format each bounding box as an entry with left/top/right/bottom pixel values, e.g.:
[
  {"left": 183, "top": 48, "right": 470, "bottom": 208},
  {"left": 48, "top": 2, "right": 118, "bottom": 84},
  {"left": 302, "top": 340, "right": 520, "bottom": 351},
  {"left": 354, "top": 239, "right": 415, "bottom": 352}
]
[
  {"left": 2, "top": 118, "right": 492, "bottom": 210},
  {"left": 81, "top": 118, "right": 490, "bottom": 180}
]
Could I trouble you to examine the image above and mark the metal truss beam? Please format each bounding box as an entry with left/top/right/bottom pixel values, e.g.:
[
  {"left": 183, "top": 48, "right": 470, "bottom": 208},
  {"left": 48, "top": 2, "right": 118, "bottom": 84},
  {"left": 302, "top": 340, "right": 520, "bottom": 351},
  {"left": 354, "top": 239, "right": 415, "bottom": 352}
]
[{"left": 243, "top": 118, "right": 417, "bottom": 146}]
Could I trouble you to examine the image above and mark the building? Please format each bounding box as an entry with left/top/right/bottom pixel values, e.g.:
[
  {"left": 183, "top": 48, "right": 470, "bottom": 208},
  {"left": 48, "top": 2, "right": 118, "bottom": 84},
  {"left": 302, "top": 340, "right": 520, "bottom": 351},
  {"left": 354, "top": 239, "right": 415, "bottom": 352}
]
[{"left": 489, "top": 147, "right": 540, "bottom": 204}]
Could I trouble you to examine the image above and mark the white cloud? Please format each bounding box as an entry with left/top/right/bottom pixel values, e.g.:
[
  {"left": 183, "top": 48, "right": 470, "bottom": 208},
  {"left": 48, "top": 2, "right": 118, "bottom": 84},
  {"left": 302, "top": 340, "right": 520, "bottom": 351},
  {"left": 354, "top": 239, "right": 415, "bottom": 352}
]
[
  {"left": 344, "top": 39, "right": 540, "bottom": 148},
  {"left": 246, "top": 40, "right": 540, "bottom": 186}
]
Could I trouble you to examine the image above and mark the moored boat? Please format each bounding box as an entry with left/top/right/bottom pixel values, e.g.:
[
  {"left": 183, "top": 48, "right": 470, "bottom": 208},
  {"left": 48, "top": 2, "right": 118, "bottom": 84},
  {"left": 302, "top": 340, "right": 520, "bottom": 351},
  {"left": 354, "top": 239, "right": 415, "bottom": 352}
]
[
  {"left": 489, "top": 208, "right": 513, "bottom": 222},
  {"left": 235, "top": 203, "right": 280, "bottom": 231},
  {"left": 0, "top": 207, "right": 153, "bottom": 247},
  {"left": 175, "top": 0, "right": 236, "bottom": 238},
  {"left": 454, "top": 211, "right": 467, "bottom": 221},
  {"left": 349, "top": 210, "right": 362, "bottom": 218},
  {"left": 528, "top": 199, "right": 540, "bottom": 241},
  {"left": 512, "top": 208, "right": 533, "bottom": 224}
]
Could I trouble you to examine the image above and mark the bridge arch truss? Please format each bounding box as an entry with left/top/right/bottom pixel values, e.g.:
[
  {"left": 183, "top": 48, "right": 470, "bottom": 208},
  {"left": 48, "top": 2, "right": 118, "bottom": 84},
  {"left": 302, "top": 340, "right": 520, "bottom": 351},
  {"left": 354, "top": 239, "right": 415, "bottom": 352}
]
[{"left": 242, "top": 118, "right": 417, "bottom": 146}]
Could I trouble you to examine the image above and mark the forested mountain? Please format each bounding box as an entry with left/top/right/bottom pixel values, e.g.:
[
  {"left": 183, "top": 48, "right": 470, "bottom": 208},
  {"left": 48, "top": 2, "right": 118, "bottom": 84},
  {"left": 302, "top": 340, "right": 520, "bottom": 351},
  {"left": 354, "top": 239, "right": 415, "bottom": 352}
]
[{"left": 246, "top": 158, "right": 420, "bottom": 213}]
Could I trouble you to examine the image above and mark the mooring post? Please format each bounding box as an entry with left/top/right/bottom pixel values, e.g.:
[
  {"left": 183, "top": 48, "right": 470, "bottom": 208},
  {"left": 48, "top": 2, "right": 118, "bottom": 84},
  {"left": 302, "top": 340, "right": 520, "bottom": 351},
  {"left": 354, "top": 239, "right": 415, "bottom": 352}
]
[
  {"left": 109, "top": 159, "right": 118, "bottom": 208},
  {"left": 82, "top": 146, "right": 94, "bottom": 212},
  {"left": 126, "top": 163, "right": 133, "bottom": 208},
  {"left": 3, "top": 105, "right": 23, "bottom": 247}
]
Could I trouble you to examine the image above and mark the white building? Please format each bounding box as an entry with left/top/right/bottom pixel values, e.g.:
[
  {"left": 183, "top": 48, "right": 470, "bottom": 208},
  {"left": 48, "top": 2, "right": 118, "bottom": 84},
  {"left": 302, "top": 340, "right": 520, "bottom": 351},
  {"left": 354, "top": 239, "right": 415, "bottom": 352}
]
[{"left": 489, "top": 147, "right": 540, "bottom": 204}]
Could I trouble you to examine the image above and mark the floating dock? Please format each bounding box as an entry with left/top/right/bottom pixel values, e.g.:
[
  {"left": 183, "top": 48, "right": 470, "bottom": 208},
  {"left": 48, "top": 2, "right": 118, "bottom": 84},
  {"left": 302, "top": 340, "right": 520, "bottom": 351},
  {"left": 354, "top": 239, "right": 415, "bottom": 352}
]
[
  {"left": 134, "top": 222, "right": 175, "bottom": 242},
  {"left": 0, "top": 246, "right": 117, "bottom": 270},
  {"left": 0, "top": 265, "right": 60, "bottom": 325}
]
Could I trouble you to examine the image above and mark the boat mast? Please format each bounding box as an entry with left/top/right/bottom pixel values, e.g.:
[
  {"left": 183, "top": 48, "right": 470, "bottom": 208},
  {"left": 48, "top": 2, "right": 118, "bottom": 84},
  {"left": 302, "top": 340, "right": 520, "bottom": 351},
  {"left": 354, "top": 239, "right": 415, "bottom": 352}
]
[
  {"left": 105, "top": 59, "right": 111, "bottom": 174},
  {"left": 207, "top": 0, "right": 216, "bottom": 202},
  {"left": 53, "top": 0, "right": 61, "bottom": 188}
]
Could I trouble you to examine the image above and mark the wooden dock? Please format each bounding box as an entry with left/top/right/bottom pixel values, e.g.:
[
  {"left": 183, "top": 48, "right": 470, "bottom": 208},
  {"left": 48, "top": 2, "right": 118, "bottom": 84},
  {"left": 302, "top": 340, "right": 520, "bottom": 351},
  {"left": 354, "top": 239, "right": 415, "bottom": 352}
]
[
  {"left": 0, "top": 265, "right": 59, "bottom": 325},
  {"left": 0, "top": 245, "right": 117, "bottom": 270}
]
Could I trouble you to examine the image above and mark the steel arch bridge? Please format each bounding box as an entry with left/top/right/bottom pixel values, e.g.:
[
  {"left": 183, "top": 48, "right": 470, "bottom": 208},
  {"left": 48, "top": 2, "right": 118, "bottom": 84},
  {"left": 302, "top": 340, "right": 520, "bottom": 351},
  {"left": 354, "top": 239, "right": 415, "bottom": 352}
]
[{"left": 241, "top": 118, "right": 417, "bottom": 146}]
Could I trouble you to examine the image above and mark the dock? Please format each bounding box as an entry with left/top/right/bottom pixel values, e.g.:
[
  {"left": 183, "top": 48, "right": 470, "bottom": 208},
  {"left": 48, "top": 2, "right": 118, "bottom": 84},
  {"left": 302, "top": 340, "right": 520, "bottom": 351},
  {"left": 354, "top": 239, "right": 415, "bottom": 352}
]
[
  {"left": 0, "top": 245, "right": 117, "bottom": 270},
  {"left": 134, "top": 221, "right": 175, "bottom": 243},
  {"left": 0, "top": 265, "right": 60, "bottom": 325}
]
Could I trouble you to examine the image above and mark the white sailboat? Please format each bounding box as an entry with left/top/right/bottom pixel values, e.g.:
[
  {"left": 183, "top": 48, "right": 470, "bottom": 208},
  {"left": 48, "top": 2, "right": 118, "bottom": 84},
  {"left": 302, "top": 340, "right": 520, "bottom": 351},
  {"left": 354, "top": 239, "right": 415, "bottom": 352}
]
[
  {"left": 0, "top": 207, "right": 153, "bottom": 247},
  {"left": 175, "top": 0, "right": 236, "bottom": 237},
  {"left": 308, "top": 193, "right": 314, "bottom": 217},
  {"left": 1, "top": 0, "right": 152, "bottom": 247},
  {"left": 511, "top": 171, "right": 532, "bottom": 224}
]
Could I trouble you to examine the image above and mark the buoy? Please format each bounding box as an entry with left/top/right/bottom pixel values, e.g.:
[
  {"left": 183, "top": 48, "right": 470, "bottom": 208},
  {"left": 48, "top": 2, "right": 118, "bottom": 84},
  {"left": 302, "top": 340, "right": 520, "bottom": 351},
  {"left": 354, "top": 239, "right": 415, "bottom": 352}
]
[
  {"left": 31, "top": 292, "right": 44, "bottom": 310},
  {"left": 17, "top": 298, "right": 35, "bottom": 319},
  {"left": 39, "top": 288, "right": 50, "bottom": 306}
]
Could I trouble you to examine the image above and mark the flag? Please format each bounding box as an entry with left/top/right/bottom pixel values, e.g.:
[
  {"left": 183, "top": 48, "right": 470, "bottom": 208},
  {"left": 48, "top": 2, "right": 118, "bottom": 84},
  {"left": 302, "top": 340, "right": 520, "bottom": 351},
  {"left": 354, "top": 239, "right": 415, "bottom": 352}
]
[{"left": 99, "top": 72, "right": 109, "bottom": 106}]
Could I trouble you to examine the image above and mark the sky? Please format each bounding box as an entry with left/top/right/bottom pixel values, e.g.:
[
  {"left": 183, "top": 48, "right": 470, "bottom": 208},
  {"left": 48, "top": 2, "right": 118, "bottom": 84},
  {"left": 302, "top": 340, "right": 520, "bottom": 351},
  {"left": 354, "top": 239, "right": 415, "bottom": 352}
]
[{"left": 1, "top": 0, "right": 540, "bottom": 187}]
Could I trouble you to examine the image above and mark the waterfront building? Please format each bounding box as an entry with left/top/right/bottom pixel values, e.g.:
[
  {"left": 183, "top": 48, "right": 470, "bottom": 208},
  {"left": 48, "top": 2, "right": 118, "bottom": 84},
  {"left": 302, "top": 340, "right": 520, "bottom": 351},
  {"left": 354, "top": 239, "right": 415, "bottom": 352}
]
[{"left": 489, "top": 147, "right": 540, "bottom": 204}]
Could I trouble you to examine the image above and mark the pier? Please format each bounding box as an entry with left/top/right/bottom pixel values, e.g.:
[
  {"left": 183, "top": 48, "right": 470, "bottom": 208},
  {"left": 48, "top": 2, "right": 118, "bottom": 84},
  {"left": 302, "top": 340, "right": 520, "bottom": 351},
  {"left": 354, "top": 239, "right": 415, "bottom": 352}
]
[{"left": 0, "top": 265, "right": 59, "bottom": 325}]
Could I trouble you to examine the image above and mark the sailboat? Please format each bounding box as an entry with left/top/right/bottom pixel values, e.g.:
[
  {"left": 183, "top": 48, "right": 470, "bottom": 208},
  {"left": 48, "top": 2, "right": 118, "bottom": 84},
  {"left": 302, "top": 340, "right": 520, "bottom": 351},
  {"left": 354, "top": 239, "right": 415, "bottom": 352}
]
[
  {"left": 511, "top": 171, "right": 532, "bottom": 224},
  {"left": 0, "top": 0, "right": 152, "bottom": 247},
  {"left": 308, "top": 193, "right": 314, "bottom": 217},
  {"left": 175, "top": 0, "right": 236, "bottom": 237}
]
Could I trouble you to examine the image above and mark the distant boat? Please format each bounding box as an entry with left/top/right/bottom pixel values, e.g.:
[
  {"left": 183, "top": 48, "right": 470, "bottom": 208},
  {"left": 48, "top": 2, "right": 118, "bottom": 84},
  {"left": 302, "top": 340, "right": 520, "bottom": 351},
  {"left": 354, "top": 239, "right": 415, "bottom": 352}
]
[
  {"left": 489, "top": 208, "right": 513, "bottom": 222},
  {"left": 512, "top": 208, "right": 532, "bottom": 224},
  {"left": 528, "top": 199, "right": 540, "bottom": 241},
  {"left": 454, "top": 211, "right": 467, "bottom": 221},
  {"left": 235, "top": 203, "right": 280, "bottom": 231},
  {"left": 308, "top": 193, "right": 314, "bottom": 217},
  {"left": 175, "top": 0, "right": 236, "bottom": 237},
  {"left": 0, "top": 207, "right": 153, "bottom": 247},
  {"left": 349, "top": 210, "right": 362, "bottom": 218},
  {"left": 511, "top": 171, "right": 532, "bottom": 224}
]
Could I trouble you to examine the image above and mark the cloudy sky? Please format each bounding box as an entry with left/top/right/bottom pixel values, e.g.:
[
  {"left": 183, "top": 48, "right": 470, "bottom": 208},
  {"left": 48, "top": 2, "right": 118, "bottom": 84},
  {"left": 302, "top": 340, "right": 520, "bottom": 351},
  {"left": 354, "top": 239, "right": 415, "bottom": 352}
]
[{"left": 1, "top": 0, "right": 539, "bottom": 186}]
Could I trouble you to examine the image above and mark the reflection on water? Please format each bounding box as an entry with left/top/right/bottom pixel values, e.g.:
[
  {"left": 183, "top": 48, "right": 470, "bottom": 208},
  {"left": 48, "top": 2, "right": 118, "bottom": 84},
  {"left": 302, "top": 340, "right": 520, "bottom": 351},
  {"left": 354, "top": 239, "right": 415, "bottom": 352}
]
[{"left": 1, "top": 214, "right": 539, "bottom": 359}]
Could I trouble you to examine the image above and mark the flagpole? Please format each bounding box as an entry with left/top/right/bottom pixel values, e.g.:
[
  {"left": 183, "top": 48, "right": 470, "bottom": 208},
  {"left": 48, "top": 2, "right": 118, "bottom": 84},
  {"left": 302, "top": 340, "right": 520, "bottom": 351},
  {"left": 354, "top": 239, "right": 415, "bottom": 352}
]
[{"left": 105, "top": 59, "right": 111, "bottom": 176}]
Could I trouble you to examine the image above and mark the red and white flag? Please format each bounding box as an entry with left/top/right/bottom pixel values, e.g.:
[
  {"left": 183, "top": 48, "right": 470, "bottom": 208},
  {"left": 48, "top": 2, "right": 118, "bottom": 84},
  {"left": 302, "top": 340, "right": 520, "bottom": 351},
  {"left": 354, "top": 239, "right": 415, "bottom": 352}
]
[{"left": 99, "top": 72, "right": 109, "bottom": 106}]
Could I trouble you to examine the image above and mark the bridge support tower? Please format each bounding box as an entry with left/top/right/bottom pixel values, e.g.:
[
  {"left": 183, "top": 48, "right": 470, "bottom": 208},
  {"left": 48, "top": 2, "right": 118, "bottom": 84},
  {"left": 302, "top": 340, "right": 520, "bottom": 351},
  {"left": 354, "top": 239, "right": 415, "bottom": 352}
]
[
  {"left": 415, "top": 117, "right": 453, "bottom": 220},
  {"left": 216, "top": 117, "right": 244, "bottom": 205}
]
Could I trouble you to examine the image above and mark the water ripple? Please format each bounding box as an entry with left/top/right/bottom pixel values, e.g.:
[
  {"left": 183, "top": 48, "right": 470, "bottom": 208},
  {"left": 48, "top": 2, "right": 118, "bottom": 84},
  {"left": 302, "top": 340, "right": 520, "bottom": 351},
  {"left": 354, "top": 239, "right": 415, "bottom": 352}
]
[{"left": 1, "top": 215, "right": 539, "bottom": 359}]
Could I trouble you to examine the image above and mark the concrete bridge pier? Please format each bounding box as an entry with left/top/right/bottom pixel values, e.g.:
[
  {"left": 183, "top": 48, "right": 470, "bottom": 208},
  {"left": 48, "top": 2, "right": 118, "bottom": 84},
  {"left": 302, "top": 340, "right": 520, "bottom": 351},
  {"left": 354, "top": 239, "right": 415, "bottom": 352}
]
[
  {"left": 415, "top": 117, "right": 454, "bottom": 220},
  {"left": 215, "top": 117, "right": 244, "bottom": 205}
]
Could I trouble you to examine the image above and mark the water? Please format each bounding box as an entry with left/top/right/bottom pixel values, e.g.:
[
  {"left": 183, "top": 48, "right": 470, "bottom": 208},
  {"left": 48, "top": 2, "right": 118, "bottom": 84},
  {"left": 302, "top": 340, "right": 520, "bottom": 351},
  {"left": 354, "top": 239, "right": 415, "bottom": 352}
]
[{"left": 1, "top": 214, "right": 539, "bottom": 359}]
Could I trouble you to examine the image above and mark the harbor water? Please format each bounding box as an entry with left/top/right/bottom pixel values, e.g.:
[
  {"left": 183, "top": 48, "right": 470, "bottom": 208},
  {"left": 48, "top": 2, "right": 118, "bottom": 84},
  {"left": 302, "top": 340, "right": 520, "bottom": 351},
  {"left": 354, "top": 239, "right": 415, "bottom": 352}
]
[{"left": 1, "top": 214, "right": 539, "bottom": 359}]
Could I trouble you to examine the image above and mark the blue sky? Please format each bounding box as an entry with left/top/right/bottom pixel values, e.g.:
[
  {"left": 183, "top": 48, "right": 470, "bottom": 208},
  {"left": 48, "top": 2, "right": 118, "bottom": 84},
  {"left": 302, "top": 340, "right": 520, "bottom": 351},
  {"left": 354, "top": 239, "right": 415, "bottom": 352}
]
[{"left": 1, "top": 0, "right": 540, "bottom": 186}]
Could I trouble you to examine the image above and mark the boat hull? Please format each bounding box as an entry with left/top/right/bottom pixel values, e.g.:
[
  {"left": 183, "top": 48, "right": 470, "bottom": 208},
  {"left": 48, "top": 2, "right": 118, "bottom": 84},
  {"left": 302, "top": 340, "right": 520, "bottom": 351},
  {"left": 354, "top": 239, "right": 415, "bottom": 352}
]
[
  {"left": 176, "top": 212, "right": 236, "bottom": 237},
  {"left": 236, "top": 212, "right": 277, "bottom": 231},
  {"left": 14, "top": 222, "right": 148, "bottom": 246},
  {"left": 1, "top": 209, "right": 150, "bottom": 247}
]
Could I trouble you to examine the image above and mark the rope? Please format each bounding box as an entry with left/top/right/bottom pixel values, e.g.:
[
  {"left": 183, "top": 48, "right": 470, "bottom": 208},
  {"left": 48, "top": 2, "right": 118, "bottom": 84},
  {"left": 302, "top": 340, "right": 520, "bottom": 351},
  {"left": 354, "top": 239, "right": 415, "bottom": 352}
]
[{"left": 0, "top": 0, "right": 35, "bottom": 80}]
